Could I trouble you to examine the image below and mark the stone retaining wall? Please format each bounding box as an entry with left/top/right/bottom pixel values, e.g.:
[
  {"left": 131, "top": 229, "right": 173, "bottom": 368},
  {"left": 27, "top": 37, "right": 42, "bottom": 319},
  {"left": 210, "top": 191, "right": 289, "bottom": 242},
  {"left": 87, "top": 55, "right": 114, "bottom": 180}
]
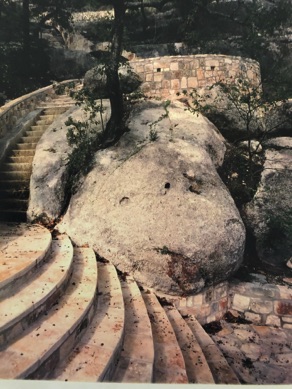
[
  {"left": 0, "top": 80, "right": 79, "bottom": 139},
  {"left": 130, "top": 54, "right": 261, "bottom": 98},
  {"left": 174, "top": 282, "right": 229, "bottom": 325},
  {"left": 173, "top": 279, "right": 292, "bottom": 328},
  {"left": 229, "top": 280, "right": 292, "bottom": 329}
]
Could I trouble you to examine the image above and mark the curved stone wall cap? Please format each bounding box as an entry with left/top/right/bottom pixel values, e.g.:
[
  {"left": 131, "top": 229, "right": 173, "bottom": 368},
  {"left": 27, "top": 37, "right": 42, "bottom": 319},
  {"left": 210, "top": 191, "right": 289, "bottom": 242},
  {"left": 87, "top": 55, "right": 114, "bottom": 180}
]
[{"left": 129, "top": 54, "right": 260, "bottom": 65}]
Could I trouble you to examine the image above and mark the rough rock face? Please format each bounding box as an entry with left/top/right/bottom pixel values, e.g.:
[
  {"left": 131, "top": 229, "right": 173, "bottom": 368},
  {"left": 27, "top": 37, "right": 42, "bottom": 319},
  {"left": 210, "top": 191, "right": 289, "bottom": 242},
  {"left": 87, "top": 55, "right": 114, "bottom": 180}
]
[
  {"left": 58, "top": 100, "right": 246, "bottom": 295},
  {"left": 83, "top": 65, "right": 142, "bottom": 98},
  {"left": 192, "top": 88, "right": 292, "bottom": 142},
  {"left": 27, "top": 102, "right": 111, "bottom": 224},
  {"left": 243, "top": 137, "right": 292, "bottom": 271},
  {"left": 27, "top": 107, "right": 74, "bottom": 224}
]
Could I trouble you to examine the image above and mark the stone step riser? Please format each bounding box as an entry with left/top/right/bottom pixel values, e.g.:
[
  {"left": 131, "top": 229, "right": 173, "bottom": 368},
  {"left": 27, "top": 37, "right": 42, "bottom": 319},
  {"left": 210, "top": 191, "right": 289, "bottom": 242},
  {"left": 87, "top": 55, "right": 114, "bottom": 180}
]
[
  {"left": 39, "top": 114, "right": 59, "bottom": 120},
  {"left": 39, "top": 108, "right": 69, "bottom": 115},
  {"left": 30, "top": 125, "right": 48, "bottom": 132},
  {"left": 0, "top": 189, "right": 29, "bottom": 200},
  {"left": 36, "top": 117, "right": 60, "bottom": 125},
  {"left": 8, "top": 157, "right": 34, "bottom": 164},
  {"left": 36, "top": 118, "right": 58, "bottom": 125},
  {"left": 38, "top": 104, "right": 74, "bottom": 110},
  {"left": 0, "top": 211, "right": 27, "bottom": 222},
  {"left": 27, "top": 129, "right": 46, "bottom": 136},
  {"left": 10, "top": 150, "right": 35, "bottom": 157},
  {"left": 14, "top": 143, "right": 37, "bottom": 151},
  {"left": 2, "top": 163, "right": 32, "bottom": 172},
  {"left": 0, "top": 199, "right": 28, "bottom": 211},
  {"left": 0, "top": 171, "right": 31, "bottom": 180},
  {"left": 0, "top": 180, "right": 28, "bottom": 189},
  {"left": 20, "top": 136, "right": 42, "bottom": 144}
]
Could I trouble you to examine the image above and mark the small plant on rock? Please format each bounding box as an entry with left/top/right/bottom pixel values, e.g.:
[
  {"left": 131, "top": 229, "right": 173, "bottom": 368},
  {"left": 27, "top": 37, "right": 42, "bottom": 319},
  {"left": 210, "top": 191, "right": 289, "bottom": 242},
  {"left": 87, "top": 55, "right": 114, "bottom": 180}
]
[
  {"left": 65, "top": 88, "right": 105, "bottom": 194},
  {"left": 185, "top": 74, "right": 288, "bottom": 206},
  {"left": 149, "top": 128, "right": 158, "bottom": 141}
]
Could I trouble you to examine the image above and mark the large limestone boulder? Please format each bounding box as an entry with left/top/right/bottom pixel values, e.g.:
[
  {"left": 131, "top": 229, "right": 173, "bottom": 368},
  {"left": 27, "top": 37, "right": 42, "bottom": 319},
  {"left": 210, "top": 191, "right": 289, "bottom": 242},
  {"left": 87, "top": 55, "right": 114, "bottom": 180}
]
[
  {"left": 243, "top": 137, "right": 292, "bottom": 272},
  {"left": 83, "top": 64, "right": 142, "bottom": 98},
  {"left": 58, "top": 100, "right": 246, "bottom": 295},
  {"left": 190, "top": 87, "right": 292, "bottom": 142}
]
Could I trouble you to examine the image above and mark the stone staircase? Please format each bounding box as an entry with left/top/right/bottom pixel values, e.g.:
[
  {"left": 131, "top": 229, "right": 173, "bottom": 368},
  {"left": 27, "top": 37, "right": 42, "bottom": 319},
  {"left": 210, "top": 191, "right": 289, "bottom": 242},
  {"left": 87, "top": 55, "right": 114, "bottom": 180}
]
[
  {"left": 0, "top": 94, "right": 75, "bottom": 222},
  {"left": 0, "top": 222, "right": 241, "bottom": 384}
]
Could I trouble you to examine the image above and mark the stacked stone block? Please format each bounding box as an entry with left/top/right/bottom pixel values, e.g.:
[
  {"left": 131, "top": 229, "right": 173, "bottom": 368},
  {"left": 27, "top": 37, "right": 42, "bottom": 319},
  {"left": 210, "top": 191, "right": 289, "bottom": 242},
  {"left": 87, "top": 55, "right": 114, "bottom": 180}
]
[
  {"left": 172, "top": 279, "right": 292, "bottom": 328},
  {"left": 130, "top": 54, "right": 260, "bottom": 98},
  {"left": 174, "top": 282, "right": 229, "bottom": 325},
  {"left": 229, "top": 281, "right": 292, "bottom": 329}
]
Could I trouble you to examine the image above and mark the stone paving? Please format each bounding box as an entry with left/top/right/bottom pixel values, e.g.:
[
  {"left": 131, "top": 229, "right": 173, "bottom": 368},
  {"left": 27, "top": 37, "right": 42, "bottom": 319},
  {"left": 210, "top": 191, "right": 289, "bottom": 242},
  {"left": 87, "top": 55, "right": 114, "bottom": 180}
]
[{"left": 210, "top": 318, "right": 292, "bottom": 384}]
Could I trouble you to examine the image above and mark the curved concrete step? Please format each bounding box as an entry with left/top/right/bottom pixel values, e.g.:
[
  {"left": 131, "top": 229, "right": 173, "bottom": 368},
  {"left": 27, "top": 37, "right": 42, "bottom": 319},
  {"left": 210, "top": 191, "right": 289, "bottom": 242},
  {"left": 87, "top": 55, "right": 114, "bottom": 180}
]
[
  {"left": 181, "top": 311, "right": 240, "bottom": 384},
  {"left": 164, "top": 306, "right": 215, "bottom": 384},
  {"left": 0, "top": 223, "right": 52, "bottom": 297},
  {"left": 52, "top": 262, "right": 125, "bottom": 382},
  {"left": 142, "top": 291, "right": 188, "bottom": 383},
  {"left": 112, "top": 275, "right": 154, "bottom": 383},
  {"left": 0, "top": 247, "right": 98, "bottom": 379},
  {"left": 0, "top": 234, "right": 74, "bottom": 348}
]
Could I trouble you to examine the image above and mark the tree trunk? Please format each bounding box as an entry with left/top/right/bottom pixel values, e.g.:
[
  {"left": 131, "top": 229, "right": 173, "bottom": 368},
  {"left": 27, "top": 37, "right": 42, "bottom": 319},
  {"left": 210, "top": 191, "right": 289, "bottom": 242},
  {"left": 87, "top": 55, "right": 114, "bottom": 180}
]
[{"left": 102, "top": 0, "right": 126, "bottom": 145}]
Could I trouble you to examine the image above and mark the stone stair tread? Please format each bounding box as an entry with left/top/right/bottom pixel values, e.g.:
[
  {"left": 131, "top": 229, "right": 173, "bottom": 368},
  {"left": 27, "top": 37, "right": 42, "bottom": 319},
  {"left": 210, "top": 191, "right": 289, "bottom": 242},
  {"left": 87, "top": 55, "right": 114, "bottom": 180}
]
[
  {"left": 14, "top": 143, "right": 38, "bottom": 149},
  {"left": 20, "top": 136, "right": 41, "bottom": 143},
  {"left": 112, "top": 275, "right": 154, "bottom": 383},
  {"left": 37, "top": 104, "right": 74, "bottom": 109},
  {"left": 37, "top": 108, "right": 69, "bottom": 115},
  {"left": 164, "top": 306, "right": 215, "bottom": 384},
  {"left": 0, "top": 247, "right": 97, "bottom": 379},
  {"left": 30, "top": 125, "right": 48, "bottom": 132},
  {"left": 0, "top": 235, "right": 74, "bottom": 346},
  {"left": 10, "top": 150, "right": 35, "bottom": 157},
  {"left": 2, "top": 163, "right": 32, "bottom": 171},
  {"left": 52, "top": 262, "right": 125, "bottom": 382},
  {"left": 142, "top": 291, "right": 188, "bottom": 383},
  {"left": 0, "top": 223, "right": 52, "bottom": 291},
  {"left": 8, "top": 157, "right": 34, "bottom": 164},
  {"left": 0, "top": 171, "right": 31, "bottom": 180},
  {"left": 181, "top": 310, "right": 240, "bottom": 384}
]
